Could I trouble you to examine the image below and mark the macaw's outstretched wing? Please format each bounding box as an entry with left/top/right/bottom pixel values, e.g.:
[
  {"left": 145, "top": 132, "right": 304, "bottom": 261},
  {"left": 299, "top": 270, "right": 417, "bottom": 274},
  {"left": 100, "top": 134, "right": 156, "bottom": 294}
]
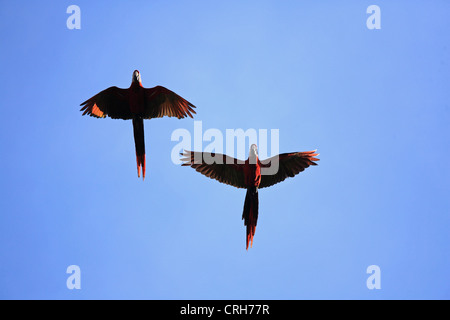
[
  {"left": 143, "top": 86, "right": 196, "bottom": 119},
  {"left": 258, "top": 150, "right": 319, "bottom": 188},
  {"left": 80, "top": 86, "right": 132, "bottom": 119},
  {"left": 181, "top": 150, "right": 246, "bottom": 188}
]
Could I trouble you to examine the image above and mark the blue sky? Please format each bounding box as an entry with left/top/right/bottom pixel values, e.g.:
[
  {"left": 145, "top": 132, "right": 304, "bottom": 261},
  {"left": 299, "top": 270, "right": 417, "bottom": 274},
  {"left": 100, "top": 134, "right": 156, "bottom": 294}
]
[{"left": 0, "top": 1, "right": 449, "bottom": 299}]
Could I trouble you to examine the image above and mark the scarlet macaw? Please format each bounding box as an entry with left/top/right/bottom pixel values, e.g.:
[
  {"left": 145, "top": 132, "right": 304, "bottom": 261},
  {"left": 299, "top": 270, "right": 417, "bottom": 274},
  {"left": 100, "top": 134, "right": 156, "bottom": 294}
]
[
  {"left": 80, "top": 70, "right": 196, "bottom": 179},
  {"left": 181, "top": 144, "right": 319, "bottom": 249}
]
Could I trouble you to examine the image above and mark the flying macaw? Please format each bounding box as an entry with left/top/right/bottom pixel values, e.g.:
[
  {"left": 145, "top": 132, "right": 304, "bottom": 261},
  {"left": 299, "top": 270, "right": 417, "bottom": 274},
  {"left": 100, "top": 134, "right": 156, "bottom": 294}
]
[
  {"left": 80, "top": 70, "right": 196, "bottom": 179},
  {"left": 181, "top": 144, "right": 319, "bottom": 249}
]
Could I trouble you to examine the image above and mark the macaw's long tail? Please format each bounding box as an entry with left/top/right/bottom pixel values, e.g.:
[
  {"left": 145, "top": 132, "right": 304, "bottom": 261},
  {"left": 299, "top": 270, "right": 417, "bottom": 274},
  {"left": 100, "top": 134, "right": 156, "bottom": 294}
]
[
  {"left": 132, "top": 116, "right": 146, "bottom": 180},
  {"left": 242, "top": 186, "right": 259, "bottom": 250}
]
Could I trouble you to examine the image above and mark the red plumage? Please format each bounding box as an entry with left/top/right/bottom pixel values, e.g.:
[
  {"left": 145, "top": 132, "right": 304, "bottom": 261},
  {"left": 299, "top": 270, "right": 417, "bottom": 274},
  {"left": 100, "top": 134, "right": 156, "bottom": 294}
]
[
  {"left": 80, "top": 70, "right": 196, "bottom": 179},
  {"left": 181, "top": 144, "right": 319, "bottom": 249}
]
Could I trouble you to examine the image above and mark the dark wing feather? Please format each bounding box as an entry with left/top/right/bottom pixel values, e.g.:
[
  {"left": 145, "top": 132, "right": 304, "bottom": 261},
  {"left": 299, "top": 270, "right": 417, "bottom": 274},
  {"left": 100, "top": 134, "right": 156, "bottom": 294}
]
[
  {"left": 80, "top": 86, "right": 131, "bottom": 119},
  {"left": 258, "top": 150, "right": 319, "bottom": 188},
  {"left": 181, "top": 150, "right": 246, "bottom": 188},
  {"left": 143, "top": 86, "right": 196, "bottom": 119}
]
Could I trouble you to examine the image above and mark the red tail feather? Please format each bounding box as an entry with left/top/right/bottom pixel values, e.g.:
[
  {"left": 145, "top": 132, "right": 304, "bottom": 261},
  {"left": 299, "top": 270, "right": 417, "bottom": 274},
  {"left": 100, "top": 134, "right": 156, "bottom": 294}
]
[
  {"left": 246, "top": 209, "right": 257, "bottom": 249},
  {"left": 243, "top": 187, "right": 259, "bottom": 250},
  {"left": 136, "top": 154, "right": 146, "bottom": 180},
  {"left": 132, "top": 117, "right": 146, "bottom": 180}
]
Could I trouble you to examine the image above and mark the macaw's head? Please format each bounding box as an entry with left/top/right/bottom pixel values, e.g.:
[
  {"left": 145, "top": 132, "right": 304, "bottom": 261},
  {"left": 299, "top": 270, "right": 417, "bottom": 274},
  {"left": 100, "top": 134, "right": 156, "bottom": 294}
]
[
  {"left": 249, "top": 144, "right": 258, "bottom": 162},
  {"left": 132, "top": 70, "right": 142, "bottom": 84}
]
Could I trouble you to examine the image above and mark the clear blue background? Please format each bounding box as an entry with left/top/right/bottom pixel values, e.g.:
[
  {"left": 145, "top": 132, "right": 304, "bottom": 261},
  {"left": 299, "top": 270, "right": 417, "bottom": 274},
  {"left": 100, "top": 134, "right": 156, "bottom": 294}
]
[{"left": 0, "top": 0, "right": 449, "bottom": 299}]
